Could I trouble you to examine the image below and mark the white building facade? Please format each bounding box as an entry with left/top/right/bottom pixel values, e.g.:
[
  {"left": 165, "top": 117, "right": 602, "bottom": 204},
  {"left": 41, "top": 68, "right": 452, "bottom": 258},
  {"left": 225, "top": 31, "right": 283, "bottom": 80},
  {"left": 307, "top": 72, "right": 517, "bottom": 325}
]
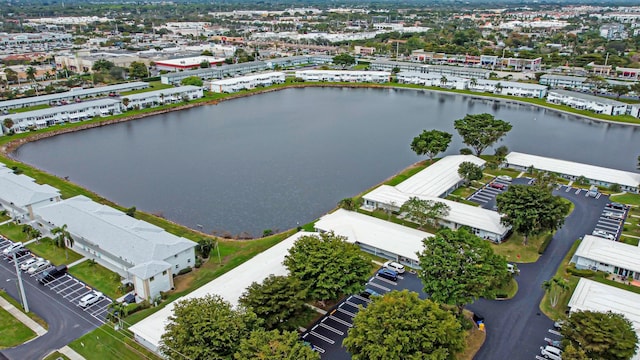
[
  {"left": 122, "top": 86, "right": 203, "bottom": 110},
  {"left": 207, "top": 72, "right": 285, "bottom": 93},
  {"left": 295, "top": 70, "right": 390, "bottom": 83},
  {"left": 571, "top": 235, "right": 640, "bottom": 280},
  {"left": 547, "top": 90, "right": 629, "bottom": 116},
  {"left": 0, "top": 164, "right": 61, "bottom": 221}
]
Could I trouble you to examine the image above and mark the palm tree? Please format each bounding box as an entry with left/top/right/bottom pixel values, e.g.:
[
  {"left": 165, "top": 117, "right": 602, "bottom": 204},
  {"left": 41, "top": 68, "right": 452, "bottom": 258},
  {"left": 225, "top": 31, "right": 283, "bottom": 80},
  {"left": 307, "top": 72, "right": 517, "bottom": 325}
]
[
  {"left": 52, "top": 224, "right": 74, "bottom": 260},
  {"left": 3, "top": 118, "right": 14, "bottom": 133},
  {"left": 26, "top": 66, "right": 36, "bottom": 82},
  {"left": 122, "top": 97, "right": 130, "bottom": 109},
  {"left": 495, "top": 82, "right": 503, "bottom": 94},
  {"left": 440, "top": 75, "right": 448, "bottom": 87},
  {"left": 542, "top": 277, "right": 569, "bottom": 308},
  {"left": 469, "top": 77, "right": 478, "bottom": 89}
]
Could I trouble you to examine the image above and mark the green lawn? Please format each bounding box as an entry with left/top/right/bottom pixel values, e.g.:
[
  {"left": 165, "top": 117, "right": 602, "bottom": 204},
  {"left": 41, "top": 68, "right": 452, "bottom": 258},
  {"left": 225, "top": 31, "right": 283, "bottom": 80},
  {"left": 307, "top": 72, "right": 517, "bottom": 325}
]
[
  {"left": 495, "top": 278, "right": 518, "bottom": 299},
  {"left": 451, "top": 186, "right": 476, "bottom": 199},
  {"left": 26, "top": 237, "right": 83, "bottom": 266},
  {"left": 384, "top": 161, "right": 432, "bottom": 186},
  {"left": 0, "top": 306, "right": 36, "bottom": 349},
  {"left": 11, "top": 104, "right": 51, "bottom": 113},
  {"left": 620, "top": 236, "right": 640, "bottom": 246},
  {"left": 69, "top": 325, "right": 161, "bottom": 360},
  {"left": 0, "top": 291, "right": 48, "bottom": 329},
  {"left": 69, "top": 261, "right": 122, "bottom": 300},
  {"left": 120, "top": 81, "right": 173, "bottom": 95},
  {"left": 0, "top": 222, "right": 29, "bottom": 242},
  {"left": 539, "top": 239, "right": 581, "bottom": 320},
  {"left": 611, "top": 193, "right": 640, "bottom": 206},
  {"left": 43, "top": 351, "right": 70, "bottom": 360},
  {"left": 0, "top": 211, "right": 11, "bottom": 222},
  {"left": 491, "top": 232, "right": 549, "bottom": 263}
]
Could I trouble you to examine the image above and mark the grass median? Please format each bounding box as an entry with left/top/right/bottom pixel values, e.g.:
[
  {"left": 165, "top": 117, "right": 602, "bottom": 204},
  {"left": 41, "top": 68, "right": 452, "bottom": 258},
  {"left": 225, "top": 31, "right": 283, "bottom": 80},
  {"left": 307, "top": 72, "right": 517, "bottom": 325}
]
[
  {"left": 0, "top": 306, "right": 36, "bottom": 349},
  {"left": 69, "top": 324, "right": 161, "bottom": 360},
  {"left": 69, "top": 261, "right": 122, "bottom": 300},
  {"left": 26, "top": 237, "right": 83, "bottom": 266}
]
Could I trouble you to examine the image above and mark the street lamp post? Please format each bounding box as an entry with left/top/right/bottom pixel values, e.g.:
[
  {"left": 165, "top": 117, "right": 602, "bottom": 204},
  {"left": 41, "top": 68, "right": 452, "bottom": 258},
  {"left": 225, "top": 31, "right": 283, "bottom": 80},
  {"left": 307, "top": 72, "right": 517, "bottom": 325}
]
[{"left": 12, "top": 255, "right": 28, "bottom": 312}]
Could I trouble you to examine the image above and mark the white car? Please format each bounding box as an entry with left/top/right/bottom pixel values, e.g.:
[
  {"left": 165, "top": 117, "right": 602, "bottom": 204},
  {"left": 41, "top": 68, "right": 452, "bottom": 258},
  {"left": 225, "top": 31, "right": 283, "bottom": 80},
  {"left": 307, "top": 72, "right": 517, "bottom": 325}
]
[
  {"left": 497, "top": 175, "right": 512, "bottom": 182},
  {"left": 603, "top": 211, "right": 624, "bottom": 220},
  {"left": 19, "top": 257, "right": 39, "bottom": 271},
  {"left": 27, "top": 259, "right": 50, "bottom": 274},
  {"left": 383, "top": 261, "right": 405, "bottom": 274},
  {"left": 2, "top": 242, "right": 24, "bottom": 255},
  {"left": 79, "top": 291, "right": 103, "bottom": 308},
  {"left": 592, "top": 230, "right": 615, "bottom": 240}
]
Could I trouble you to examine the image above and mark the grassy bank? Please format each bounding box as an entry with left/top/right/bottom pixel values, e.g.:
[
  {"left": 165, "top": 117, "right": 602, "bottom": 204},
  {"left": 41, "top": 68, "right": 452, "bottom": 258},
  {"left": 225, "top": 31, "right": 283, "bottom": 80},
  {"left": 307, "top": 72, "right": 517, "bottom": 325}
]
[
  {"left": 0, "top": 306, "right": 36, "bottom": 349},
  {"left": 539, "top": 239, "right": 581, "bottom": 320},
  {"left": 69, "top": 324, "right": 161, "bottom": 360},
  {"left": 491, "top": 232, "right": 549, "bottom": 263}
]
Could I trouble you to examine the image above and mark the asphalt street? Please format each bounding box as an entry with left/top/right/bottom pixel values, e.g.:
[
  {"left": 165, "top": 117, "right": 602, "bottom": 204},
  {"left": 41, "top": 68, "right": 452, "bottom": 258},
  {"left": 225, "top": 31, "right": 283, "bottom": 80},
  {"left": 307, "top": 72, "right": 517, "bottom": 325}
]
[
  {"left": 0, "top": 255, "right": 103, "bottom": 360},
  {"left": 470, "top": 185, "right": 610, "bottom": 360}
]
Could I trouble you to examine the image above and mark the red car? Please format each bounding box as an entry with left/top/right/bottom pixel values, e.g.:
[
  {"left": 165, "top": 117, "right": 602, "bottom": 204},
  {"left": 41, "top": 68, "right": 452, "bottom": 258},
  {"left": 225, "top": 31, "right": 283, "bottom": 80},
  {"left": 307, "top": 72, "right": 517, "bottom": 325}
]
[{"left": 489, "top": 182, "right": 506, "bottom": 190}]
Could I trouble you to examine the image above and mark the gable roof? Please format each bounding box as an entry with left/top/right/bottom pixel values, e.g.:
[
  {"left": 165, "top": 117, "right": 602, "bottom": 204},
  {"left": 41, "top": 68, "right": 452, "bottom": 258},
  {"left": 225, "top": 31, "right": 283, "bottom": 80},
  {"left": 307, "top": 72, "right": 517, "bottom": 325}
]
[
  {"left": 128, "top": 260, "right": 172, "bottom": 280},
  {"left": 574, "top": 235, "right": 640, "bottom": 273},
  {"left": 0, "top": 164, "right": 60, "bottom": 207}
]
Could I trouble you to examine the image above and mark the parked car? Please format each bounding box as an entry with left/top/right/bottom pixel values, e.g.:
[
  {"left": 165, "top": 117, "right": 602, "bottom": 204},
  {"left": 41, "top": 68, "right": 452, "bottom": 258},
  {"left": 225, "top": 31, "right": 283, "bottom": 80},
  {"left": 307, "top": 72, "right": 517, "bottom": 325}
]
[
  {"left": 489, "top": 182, "right": 506, "bottom": 190},
  {"left": 376, "top": 268, "right": 398, "bottom": 281},
  {"left": 79, "top": 291, "right": 103, "bottom": 308},
  {"left": 2, "top": 242, "right": 24, "bottom": 255},
  {"left": 592, "top": 230, "right": 615, "bottom": 240},
  {"left": 603, "top": 211, "right": 624, "bottom": 220},
  {"left": 606, "top": 202, "right": 627, "bottom": 211},
  {"left": 27, "top": 259, "right": 50, "bottom": 274},
  {"left": 553, "top": 320, "right": 565, "bottom": 329},
  {"left": 19, "top": 257, "right": 39, "bottom": 271},
  {"left": 497, "top": 175, "right": 512, "bottom": 181},
  {"left": 383, "top": 261, "right": 405, "bottom": 274},
  {"left": 587, "top": 185, "right": 599, "bottom": 198},
  {"left": 359, "top": 288, "right": 380, "bottom": 299},
  {"left": 507, "top": 263, "right": 520, "bottom": 274},
  {"left": 36, "top": 265, "right": 68, "bottom": 284},
  {"left": 544, "top": 338, "right": 563, "bottom": 349},
  {"left": 540, "top": 345, "right": 562, "bottom": 360}
]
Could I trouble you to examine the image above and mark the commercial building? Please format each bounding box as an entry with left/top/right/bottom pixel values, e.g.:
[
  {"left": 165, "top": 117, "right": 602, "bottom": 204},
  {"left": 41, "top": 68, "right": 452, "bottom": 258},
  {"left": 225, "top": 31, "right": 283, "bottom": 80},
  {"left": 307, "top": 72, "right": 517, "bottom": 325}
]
[
  {"left": 154, "top": 56, "right": 226, "bottom": 72},
  {"left": 315, "top": 209, "right": 433, "bottom": 268},
  {"left": 0, "top": 82, "right": 149, "bottom": 111},
  {"left": 34, "top": 195, "right": 197, "bottom": 302},
  {"left": 362, "top": 185, "right": 509, "bottom": 243},
  {"left": 129, "top": 231, "right": 313, "bottom": 354},
  {"left": 504, "top": 152, "right": 640, "bottom": 193},
  {"left": 122, "top": 86, "right": 203, "bottom": 110},
  {"left": 547, "top": 90, "right": 629, "bottom": 116},
  {"left": 568, "top": 278, "right": 640, "bottom": 360},
  {"left": 207, "top": 72, "right": 285, "bottom": 93},
  {"left": 3, "top": 99, "right": 123, "bottom": 133},
  {"left": 571, "top": 235, "right": 640, "bottom": 281},
  {"left": 295, "top": 70, "right": 390, "bottom": 83},
  {"left": 0, "top": 164, "right": 61, "bottom": 221}
]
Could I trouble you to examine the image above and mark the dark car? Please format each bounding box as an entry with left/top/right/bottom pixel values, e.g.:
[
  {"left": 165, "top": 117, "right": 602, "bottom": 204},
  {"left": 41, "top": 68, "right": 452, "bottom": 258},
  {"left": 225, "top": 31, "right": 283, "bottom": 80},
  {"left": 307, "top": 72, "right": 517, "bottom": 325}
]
[
  {"left": 376, "top": 268, "right": 398, "bottom": 281},
  {"left": 489, "top": 182, "right": 506, "bottom": 190},
  {"left": 360, "top": 288, "right": 380, "bottom": 299},
  {"left": 606, "top": 202, "right": 627, "bottom": 211},
  {"left": 36, "top": 265, "right": 67, "bottom": 284}
]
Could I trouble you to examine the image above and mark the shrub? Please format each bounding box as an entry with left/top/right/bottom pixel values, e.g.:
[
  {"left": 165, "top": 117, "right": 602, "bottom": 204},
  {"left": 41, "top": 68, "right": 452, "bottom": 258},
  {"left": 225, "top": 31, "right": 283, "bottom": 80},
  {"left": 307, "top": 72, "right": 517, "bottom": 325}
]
[
  {"left": 195, "top": 257, "right": 202, "bottom": 268},
  {"left": 459, "top": 148, "right": 473, "bottom": 155},
  {"left": 609, "top": 183, "right": 621, "bottom": 192},
  {"left": 538, "top": 234, "right": 554, "bottom": 254},
  {"left": 262, "top": 229, "right": 274, "bottom": 237},
  {"left": 566, "top": 265, "right": 597, "bottom": 278},
  {"left": 177, "top": 266, "right": 192, "bottom": 275}
]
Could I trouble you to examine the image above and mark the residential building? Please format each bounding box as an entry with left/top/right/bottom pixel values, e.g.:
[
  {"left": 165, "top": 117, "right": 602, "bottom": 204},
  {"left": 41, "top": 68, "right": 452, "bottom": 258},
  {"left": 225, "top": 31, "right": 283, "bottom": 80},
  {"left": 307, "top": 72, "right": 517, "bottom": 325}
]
[
  {"left": 422, "top": 64, "right": 490, "bottom": 79},
  {"left": 539, "top": 74, "right": 588, "bottom": 90},
  {"left": 314, "top": 209, "right": 432, "bottom": 268},
  {"left": 0, "top": 82, "right": 149, "bottom": 111},
  {"left": 34, "top": 195, "right": 197, "bottom": 301},
  {"left": 207, "top": 72, "right": 285, "bottom": 93},
  {"left": 354, "top": 46, "right": 376, "bottom": 56},
  {"left": 571, "top": 235, "right": 640, "bottom": 280},
  {"left": 267, "top": 55, "right": 332, "bottom": 69},
  {"left": 295, "top": 70, "right": 390, "bottom": 83},
  {"left": 568, "top": 278, "right": 640, "bottom": 360},
  {"left": 3, "top": 99, "right": 123, "bottom": 133},
  {"left": 547, "top": 90, "right": 628, "bottom": 116},
  {"left": 504, "top": 152, "right": 640, "bottom": 193},
  {"left": 160, "top": 61, "right": 268, "bottom": 85},
  {"left": 599, "top": 23, "right": 628, "bottom": 40},
  {"left": 122, "top": 86, "right": 203, "bottom": 110},
  {"left": 154, "top": 56, "right": 226, "bottom": 72},
  {"left": 369, "top": 60, "right": 426, "bottom": 73},
  {"left": 0, "top": 164, "right": 61, "bottom": 221},
  {"left": 396, "top": 72, "right": 468, "bottom": 90},
  {"left": 130, "top": 231, "right": 313, "bottom": 354},
  {"left": 470, "top": 79, "right": 548, "bottom": 98},
  {"left": 362, "top": 185, "right": 510, "bottom": 242}
]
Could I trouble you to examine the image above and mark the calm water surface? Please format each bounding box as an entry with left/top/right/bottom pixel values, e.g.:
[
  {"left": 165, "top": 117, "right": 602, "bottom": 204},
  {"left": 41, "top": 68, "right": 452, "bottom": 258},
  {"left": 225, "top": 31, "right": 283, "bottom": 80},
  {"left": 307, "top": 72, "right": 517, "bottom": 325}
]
[{"left": 13, "top": 87, "right": 640, "bottom": 236}]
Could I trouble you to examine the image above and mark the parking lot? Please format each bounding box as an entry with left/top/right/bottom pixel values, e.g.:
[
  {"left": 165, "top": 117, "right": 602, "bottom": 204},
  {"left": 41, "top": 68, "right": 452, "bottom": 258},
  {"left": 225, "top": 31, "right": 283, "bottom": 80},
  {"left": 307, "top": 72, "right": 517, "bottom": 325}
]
[
  {"left": 468, "top": 176, "right": 532, "bottom": 210},
  {"left": 301, "top": 269, "right": 426, "bottom": 359}
]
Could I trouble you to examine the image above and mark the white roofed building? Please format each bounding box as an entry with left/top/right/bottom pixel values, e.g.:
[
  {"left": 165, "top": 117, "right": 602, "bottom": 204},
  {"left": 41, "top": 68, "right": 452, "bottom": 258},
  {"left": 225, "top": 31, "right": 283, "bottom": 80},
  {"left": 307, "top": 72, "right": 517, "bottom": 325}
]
[
  {"left": 33, "top": 196, "right": 197, "bottom": 301},
  {"left": 571, "top": 235, "right": 640, "bottom": 281},
  {"left": 122, "top": 86, "right": 203, "bottom": 110},
  {"left": 547, "top": 90, "right": 629, "bottom": 116},
  {"left": 0, "top": 163, "right": 61, "bottom": 221},
  {"left": 295, "top": 70, "right": 390, "bottom": 83},
  {"left": 154, "top": 56, "right": 226, "bottom": 72},
  {"left": 129, "top": 231, "right": 312, "bottom": 354},
  {"left": 505, "top": 152, "right": 640, "bottom": 193},
  {"left": 314, "top": 209, "right": 432, "bottom": 268},
  {"left": 206, "top": 72, "right": 285, "bottom": 93},
  {"left": 397, "top": 72, "right": 468, "bottom": 90}
]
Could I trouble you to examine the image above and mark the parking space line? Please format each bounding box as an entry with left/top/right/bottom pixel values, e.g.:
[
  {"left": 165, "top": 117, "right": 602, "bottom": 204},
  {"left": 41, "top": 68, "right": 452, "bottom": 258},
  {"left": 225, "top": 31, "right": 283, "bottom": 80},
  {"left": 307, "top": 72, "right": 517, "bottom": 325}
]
[
  {"left": 328, "top": 315, "right": 353, "bottom": 327},
  {"left": 44, "top": 275, "right": 69, "bottom": 287},
  {"left": 57, "top": 281, "right": 83, "bottom": 294},
  {"left": 565, "top": 187, "right": 571, "bottom": 192},
  {"left": 351, "top": 294, "right": 371, "bottom": 303},
  {"left": 596, "top": 223, "right": 620, "bottom": 230},
  {"left": 309, "top": 331, "right": 335, "bottom": 345},
  {"left": 575, "top": 189, "right": 581, "bottom": 195},
  {"left": 312, "top": 346, "right": 325, "bottom": 353},
  {"left": 30, "top": 266, "right": 53, "bottom": 277},
  {"left": 548, "top": 329, "right": 562, "bottom": 336},
  {"left": 345, "top": 300, "right": 362, "bottom": 309},
  {"left": 368, "top": 282, "right": 390, "bottom": 292},
  {"left": 50, "top": 277, "right": 74, "bottom": 290},
  {"left": 91, "top": 304, "right": 111, "bottom": 317},
  {"left": 65, "top": 287, "right": 91, "bottom": 300},
  {"left": 374, "top": 276, "right": 397, "bottom": 285},
  {"left": 337, "top": 307, "right": 355, "bottom": 318},
  {"left": 596, "top": 193, "right": 601, "bottom": 199},
  {"left": 319, "top": 321, "right": 344, "bottom": 336},
  {"left": 83, "top": 299, "right": 107, "bottom": 312}
]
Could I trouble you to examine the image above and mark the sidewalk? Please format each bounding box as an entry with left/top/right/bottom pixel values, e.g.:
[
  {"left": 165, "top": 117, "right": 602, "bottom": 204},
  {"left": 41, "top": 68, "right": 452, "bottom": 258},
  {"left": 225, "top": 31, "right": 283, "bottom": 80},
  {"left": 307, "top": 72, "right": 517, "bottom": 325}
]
[
  {"left": 59, "top": 345, "right": 86, "bottom": 360},
  {"left": 67, "top": 257, "right": 89, "bottom": 268},
  {"left": 0, "top": 295, "right": 47, "bottom": 336}
]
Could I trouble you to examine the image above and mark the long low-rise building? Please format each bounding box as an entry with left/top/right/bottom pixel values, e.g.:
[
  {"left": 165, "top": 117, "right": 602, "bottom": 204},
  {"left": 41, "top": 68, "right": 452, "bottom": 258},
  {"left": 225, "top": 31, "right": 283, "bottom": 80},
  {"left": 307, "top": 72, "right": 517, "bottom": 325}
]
[
  {"left": 547, "top": 89, "right": 629, "bottom": 116},
  {"left": 0, "top": 164, "right": 61, "bottom": 221},
  {"left": 122, "top": 86, "right": 203, "bottom": 110},
  {"left": 3, "top": 98, "right": 123, "bottom": 133},
  {"left": 362, "top": 185, "right": 509, "bottom": 242},
  {"left": 34, "top": 195, "right": 197, "bottom": 302},
  {"left": 207, "top": 72, "right": 285, "bottom": 93},
  {"left": 397, "top": 72, "right": 468, "bottom": 90},
  {"left": 314, "top": 209, "right": 433, "bottom": 268},
  {"left": 568, "top": 278, "right": 640, "bottom": 360},
  {"left": 571, "top": 235, "right": 640, "bottom": 281},
  {"left": 504, "top": 152, "right": 640, "bottom": 193},
  {"left": 0, "top": 82, "right": 148, "bottom": 111},
  {"left": 539, "top": 74, "right": 589, "bottom": 90},
  {"left": 295, "top": 70, "right": 390, "bottom": 83},
  {"left": 129, "top": 231, "right": 313, "bottom": 354},
  {"left": 369, "top": 60, "right": 490, "bottom": 79}
]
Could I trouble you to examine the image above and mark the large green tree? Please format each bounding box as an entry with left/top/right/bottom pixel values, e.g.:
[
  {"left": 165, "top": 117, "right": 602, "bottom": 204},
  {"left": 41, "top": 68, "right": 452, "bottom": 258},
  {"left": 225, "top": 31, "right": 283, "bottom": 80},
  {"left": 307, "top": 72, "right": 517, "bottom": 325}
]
[
  {"left": 458, "top": 161, "right": 483, "bottom": 185},
  {"left": 496, "top": 184, "right": 570, "bottom": 245},
  {"left": 400, "top": 197, "right": 450, "bottom": 230},
  {"left": 283, "top": 232, "right": 370, "bottom": 305},
  {"left": 416, "top": 229, "right": 509, "bottom": 314},
  {"left": 159, "top": 295, "right": 260, "bottom": 360},
  {"left": 562, "top": 310, "right": 638, "bottom": 360},
  {"left": 238, "top": 275, "right": 307, "bottom": 331},
  {"left": 128, "top": 61, "right": 148, "bottom": 79},
  {"left": 453, "top": 113, "right": 512, "bottom": 156},
  {"left": 332, "top": 53, "right": 356, "bottom": 68},
  {"left": 181, "top": 76, "right": 204, "bottom": 87},
  {"left": 410, "top": 129, "right": 453, "bottom": 162},
  {"left": 343, "top": 290, "right": 465, "bottom": 360},
  {"left": 234, "top": 330, "right": 320, "bottom": 360}
]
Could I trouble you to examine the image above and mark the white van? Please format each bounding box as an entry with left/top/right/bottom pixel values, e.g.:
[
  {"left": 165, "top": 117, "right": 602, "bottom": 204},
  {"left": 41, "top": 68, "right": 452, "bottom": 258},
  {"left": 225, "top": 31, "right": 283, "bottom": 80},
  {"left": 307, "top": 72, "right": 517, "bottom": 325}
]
[
  {"left": 383, "top": 261, "right": 405, "bottom": 274},
  {"left": 540, "top": 345, "right": 562, "bottom": 360}
]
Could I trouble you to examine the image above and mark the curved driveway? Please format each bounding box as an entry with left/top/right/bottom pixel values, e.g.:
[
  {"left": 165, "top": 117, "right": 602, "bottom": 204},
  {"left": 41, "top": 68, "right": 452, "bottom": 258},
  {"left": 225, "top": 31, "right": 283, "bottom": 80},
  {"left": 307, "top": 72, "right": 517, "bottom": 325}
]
[
  {"left": 469, "top": 186, "right": 609, "bottom": 360},
  {"left": 0, "top": 259, "right": 102, "bottom": 360}
]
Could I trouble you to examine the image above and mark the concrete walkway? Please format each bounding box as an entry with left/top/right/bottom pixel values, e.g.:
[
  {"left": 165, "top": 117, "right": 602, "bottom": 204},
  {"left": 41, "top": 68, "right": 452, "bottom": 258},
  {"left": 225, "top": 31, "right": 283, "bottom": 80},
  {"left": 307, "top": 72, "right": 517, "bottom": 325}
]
[
  {"left": 0, "top": 295, "right": 47, "bottom": 336},
  {"left": 58, "top": 345, "right": 86, "bottom": 360},
  {"left": 66, "top": 257, "right": 89, "bottom": 269}
]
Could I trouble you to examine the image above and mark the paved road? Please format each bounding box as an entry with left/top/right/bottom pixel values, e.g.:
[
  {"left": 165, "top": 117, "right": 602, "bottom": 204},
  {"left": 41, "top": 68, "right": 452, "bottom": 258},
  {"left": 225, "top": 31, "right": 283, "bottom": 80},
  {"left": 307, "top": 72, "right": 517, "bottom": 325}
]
[
  {"left": 470, "top": 186, "right": 609, "bottom": 360},
  {"left": 0, "top": 256, "right": 103, "bottom": 360}
]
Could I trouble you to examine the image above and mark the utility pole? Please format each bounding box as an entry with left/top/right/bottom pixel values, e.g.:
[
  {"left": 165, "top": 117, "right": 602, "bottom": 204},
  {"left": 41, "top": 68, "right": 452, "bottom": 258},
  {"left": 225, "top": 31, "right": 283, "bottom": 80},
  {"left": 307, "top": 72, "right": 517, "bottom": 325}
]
[{"left": 13, "top": 254, "right": 29, "bottom": 312}]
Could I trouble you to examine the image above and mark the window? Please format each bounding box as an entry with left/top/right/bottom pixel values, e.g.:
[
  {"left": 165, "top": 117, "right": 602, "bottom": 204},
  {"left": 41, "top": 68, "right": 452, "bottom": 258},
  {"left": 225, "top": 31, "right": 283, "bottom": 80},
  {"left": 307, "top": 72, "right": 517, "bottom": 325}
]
[
  {"left": 175, "top": 265, "right": 178, "bottom": 269},
  {"left": 150, "top": 276, "right": 154, "bottom": 282},
  {"left": 187, "top": 259, "right": 191, "bottom": 263},
  {"left": 162, "top": 270, "right": 167, "bottom": 275}
]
